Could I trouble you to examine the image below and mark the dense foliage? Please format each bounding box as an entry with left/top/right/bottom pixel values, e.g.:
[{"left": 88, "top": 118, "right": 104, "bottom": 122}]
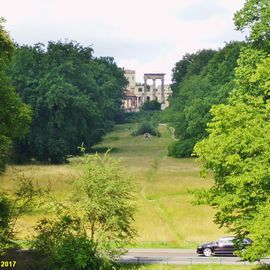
[
  {"left": 194, "top": 0, "right": 270, "bottom": 261},
  {"left": 71, "top": 154, "right": 137, "bottom": 256},
  {"left": 32, "top": 215, "right": 110, "bottom": 270},
  {"left": 0, "top": 19, "right": 32, "bottom": 254},
  {"left": 234, "top": 0, "right": 270, "bottom": 49},
  {"left": 0, "top": 194, "right": 11, "bottom": 254},
  {"left": 32, "top": 154, "right": 137, "bottom": 269},
  {"left": 141, "top": 100, "right": 161, "bottom": 111},
  {"left": 0, "top": 18, "right": 31, "bottom": 172},
  {"left": 8, "top": 41, "right": 127, "bottom": 163},
  {"left": 132, "top": 122, "right": 160, "bottom": 137},
  {"left": 166, "top": 43, "right": 243, "bottom": 157}
]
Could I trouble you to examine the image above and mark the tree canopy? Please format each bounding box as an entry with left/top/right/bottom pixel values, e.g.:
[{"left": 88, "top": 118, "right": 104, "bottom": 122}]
[
  {"left": 166, "top": 43, "right": 243, "bottom": 157},
  {"left": 234, "top": 0, "right": 270, "bottom": 48},
  {"left": 9, "top": 41, "right": 127, "bottom": 163},
  {"left": 0, "top": 18, "right": 31, "bottom": 172},
  {"left": 71, "top": 154, "right": 136, "bottom": 256},
  {"left": 194, "top": 0, "right": 270, "bottom": 261}
]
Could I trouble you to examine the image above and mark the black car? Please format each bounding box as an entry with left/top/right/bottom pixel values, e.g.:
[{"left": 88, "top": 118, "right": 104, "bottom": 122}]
[{"left": 197, "top": 236, "right": 252, "bottom": 257}]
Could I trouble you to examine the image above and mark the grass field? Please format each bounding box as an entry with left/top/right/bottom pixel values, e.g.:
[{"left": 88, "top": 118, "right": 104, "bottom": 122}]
[
  {"left": 0, "top": 123, "right": 226, "bottom": 247},
  {"left": 92, "top": 123, "right": 225, "bottom": 247}
]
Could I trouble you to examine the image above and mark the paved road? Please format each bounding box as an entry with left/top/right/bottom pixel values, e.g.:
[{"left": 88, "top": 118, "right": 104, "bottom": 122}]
[{"left": 119, "top": 249, "right": 270, "bottom": 265}]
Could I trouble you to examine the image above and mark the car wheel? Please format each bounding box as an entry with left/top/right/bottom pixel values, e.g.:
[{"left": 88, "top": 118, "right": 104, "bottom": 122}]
[{"left": 203, "top": 248, "right": 212, "bottom": 257}]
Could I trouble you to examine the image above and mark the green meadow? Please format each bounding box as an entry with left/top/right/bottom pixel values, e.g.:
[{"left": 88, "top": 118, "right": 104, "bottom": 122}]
[{"left": 0, "top": 123, "right": 225, "bottom": 247}]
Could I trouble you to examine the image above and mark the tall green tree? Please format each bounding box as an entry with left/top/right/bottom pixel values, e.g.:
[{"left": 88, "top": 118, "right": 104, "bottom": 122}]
[
  {"left": 194, "top": 0, "right": 270, "bottom": 261},
  {"left": 31, "top": 153, "right": 136, "bottom": 269},
  {"left": 234, "top": 0, "right": 270, "bottom": 48},
  {"left": 9, "top": 41, "right": 127, "bottom": 163},
  {"left": 71, "top": 154, "right": 137, "bottom": 257},
  {"left": 0, "top": 18, "right": 31, "bottom": 172},
  {"left": 166, "top": 43, "right": 243, "bottom": 157}
]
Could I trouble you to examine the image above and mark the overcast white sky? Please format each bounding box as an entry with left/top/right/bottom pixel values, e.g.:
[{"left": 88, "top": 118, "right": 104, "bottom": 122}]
[{"left": 2, "top": 0, "right": 246, "bottom": 83}]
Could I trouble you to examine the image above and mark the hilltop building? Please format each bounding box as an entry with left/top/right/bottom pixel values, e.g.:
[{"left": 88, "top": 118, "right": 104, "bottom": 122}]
[{"left": 123, "top": 69, "right": 172, "bottom": 111}]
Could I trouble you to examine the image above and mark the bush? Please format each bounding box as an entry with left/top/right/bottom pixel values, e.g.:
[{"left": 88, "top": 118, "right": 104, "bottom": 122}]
[
  {"left": 168, "top": 139, "right": 195, "bottom": 158},
  {"left": 71, "top": 154, "right": 137, "bottom": 258},
  {"left": 0, "top": 194, "right": 12, "bottom": 254},
  {"left": 0, "top": 179, "right": 42, "bottom": 255},
  {"left": 32, "top": 153, "right": 137, "bottom": 269},
  {"left": 132, "top": 122, "right": 160, "bottom": 137},
  {"left": 141, "top": 100, "right": 161, "bottom": 111},
  {"left": 121, "top": 112, "right": 140, "bottom": 123},
  {"left": 32, "top": 215, "right": 112, "bottom": 270},
  {"left": 52, "top": 235, "right": 103, "bottom": 270}
]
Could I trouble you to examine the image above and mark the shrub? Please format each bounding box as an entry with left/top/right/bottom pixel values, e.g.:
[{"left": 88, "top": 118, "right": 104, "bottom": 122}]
[
  {"left": 32, "top": 153, "right": 137, "bottom": 269},
  {"left": 51, "top": 235, "right": 102, "bottom": 270},
  {"left": 168, "top": 139, "right": 195, "bottom": 158},
  {"left": 71, "top": 154, "right": 137, "bottom": 258},
  {"left": 32, "top": 215, "right": 112, "bottom": 270},
  {"left": 121, "top": 112, "right": 140, "bottom": 123},
  {"left": 141, "top": 100, "right": 161, "bottom": 111},
  {"left": 0, "top": 194, "right": 12, "bottom": 254},
  {"left": 131, "top": 122, "right": 160, "bottom": 137},
  {"left": 0, "top": 178, "right": 42, "bottom": 255}
]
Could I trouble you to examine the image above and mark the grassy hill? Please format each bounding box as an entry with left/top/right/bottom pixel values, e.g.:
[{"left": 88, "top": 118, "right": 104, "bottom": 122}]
[
  {"left": 92, "top": 123, "right": 225, "bottom": 247},
  {"left": 0, "top": 123, "right": 225, "bottom": 248}
]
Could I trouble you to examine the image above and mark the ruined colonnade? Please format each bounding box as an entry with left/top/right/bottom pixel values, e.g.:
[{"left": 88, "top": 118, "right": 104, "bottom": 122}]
[{"left": 143, "top": 73, "right": 165, "bottom": 104}]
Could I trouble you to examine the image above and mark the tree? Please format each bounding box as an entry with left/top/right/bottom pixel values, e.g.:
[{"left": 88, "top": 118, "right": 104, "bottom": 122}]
[
  {"left": 194, "top": 0, "right": 270, "bottom": 261},
  {"left": 166, "top": 43, "right": 243, "bottom": 157},
  {"left": 0, "top": 18, "right": 31, "bottom": 172},
  {"left": 71, "top": 154, "right": 137, "bottom": 258},
  {"left": 194, "top": 96, "right": 270, "bottom": 226},
  {"left": 31, "top": 153, "right": 136, "bottom": 268},
  {"left": 234, "top": 0, "right": 270, "bottom": 48},
  {"left": 9, "top": 41, "right": 127, "bottom": 163}
]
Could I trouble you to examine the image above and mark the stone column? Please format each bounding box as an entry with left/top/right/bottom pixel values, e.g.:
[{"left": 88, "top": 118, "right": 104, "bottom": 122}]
[
  {"left": 152, "top": 79, "right": 156, "bottom": 100},
  {"left": 143, "top": 78, "right": 147, "bottom": 103},
  {"left": 138, "top": 96, "right": 142, "bottom": 107},
  {"left": 161, "top": 79, "right": 165, "bottom": 104}
]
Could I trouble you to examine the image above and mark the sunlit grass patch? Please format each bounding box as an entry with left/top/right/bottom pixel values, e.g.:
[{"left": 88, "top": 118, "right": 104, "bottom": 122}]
[{"left": 0, "top": 123, "right": 226, "bottom": 247}]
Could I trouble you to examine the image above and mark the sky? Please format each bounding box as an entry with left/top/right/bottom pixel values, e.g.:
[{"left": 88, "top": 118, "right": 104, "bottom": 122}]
[{"left": 2, "top": 0, "right": 246, "bottom": 84}]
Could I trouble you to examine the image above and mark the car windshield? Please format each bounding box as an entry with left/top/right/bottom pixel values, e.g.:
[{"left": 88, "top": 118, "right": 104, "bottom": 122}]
[
  {"left": 217, "top": 237, "right": 234, "bottom": 244},
  {"left": 217, "top": 237, "right": 252, "bottom": 245}
]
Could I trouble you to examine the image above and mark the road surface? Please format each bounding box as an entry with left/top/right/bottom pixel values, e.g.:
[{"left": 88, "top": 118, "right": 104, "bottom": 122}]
[{"left": 119, "top": 249, "right": 270, "bottom": 265}]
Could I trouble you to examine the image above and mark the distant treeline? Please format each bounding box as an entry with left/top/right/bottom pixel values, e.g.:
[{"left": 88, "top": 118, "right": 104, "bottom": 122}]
[
  {"left": 164, "top": 41, "right": 244, "bottom": 157},
  {"left": 8, "top": 41, "right": 127, "bottom": 164}
]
